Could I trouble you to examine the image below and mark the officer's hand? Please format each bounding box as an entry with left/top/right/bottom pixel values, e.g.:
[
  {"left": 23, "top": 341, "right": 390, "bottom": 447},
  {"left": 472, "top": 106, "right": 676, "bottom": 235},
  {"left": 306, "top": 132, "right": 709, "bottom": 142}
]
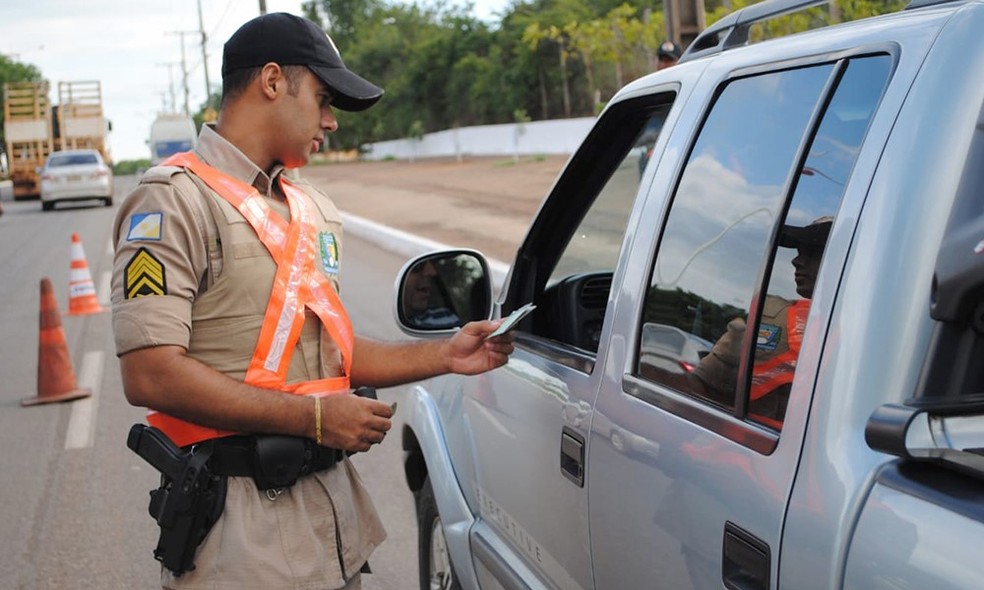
[
  {"left": 318, "top": 393, "right": 393, "bottom": 453},
  {"left": 447, "top": 320, "right": 516, "bottom": 375}
]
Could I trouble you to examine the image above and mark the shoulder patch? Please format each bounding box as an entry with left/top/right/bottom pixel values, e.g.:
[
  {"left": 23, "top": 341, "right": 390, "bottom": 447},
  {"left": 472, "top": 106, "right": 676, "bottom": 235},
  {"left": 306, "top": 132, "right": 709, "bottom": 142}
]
[
  {"left": 124, "top": 247, "right": 167, "bottom": 298},
  {"left": 126, "top": 212, "right": 164, "bottom": 241},
  {"left": 756, "top": 323, "right": 782, "bottom": 352},
  {"left": 139, "top": 165, "right": 185, "bottom": 185},
  {"left": 320, "top": 232, "right": 340, "bottom": 275}
]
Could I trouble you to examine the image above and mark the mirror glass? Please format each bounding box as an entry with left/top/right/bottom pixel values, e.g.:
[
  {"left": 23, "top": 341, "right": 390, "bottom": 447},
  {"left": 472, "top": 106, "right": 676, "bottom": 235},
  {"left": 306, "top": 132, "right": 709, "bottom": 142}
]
[{"left": 398, "top": 252, "right": 490, "bottom": 331}]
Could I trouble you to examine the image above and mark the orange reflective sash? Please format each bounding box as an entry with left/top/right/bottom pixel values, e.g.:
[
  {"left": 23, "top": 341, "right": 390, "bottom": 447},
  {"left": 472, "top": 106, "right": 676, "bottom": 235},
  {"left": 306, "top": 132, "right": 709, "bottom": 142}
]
[
  {"left": 147, "top": 153, "right": 353, "bottom": 447},
  {"left": 749, "top": 299, "right": 809, "bottom": 401}
]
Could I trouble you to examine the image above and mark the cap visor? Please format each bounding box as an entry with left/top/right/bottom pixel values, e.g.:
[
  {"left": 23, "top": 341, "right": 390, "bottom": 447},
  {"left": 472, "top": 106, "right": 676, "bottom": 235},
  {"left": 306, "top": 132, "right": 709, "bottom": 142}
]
[
  {"left": 310, "top": 64, "right": 383, "bottom": 112},
  {"left": 779, "top": 224, "right": 831, "bottom": 248}
]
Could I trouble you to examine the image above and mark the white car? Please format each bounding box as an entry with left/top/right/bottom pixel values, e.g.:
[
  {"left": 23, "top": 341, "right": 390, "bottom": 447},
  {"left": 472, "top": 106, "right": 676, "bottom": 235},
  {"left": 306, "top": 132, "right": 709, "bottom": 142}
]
[{"left": 39, "top": 149, "right": 113, "bottom": 211}]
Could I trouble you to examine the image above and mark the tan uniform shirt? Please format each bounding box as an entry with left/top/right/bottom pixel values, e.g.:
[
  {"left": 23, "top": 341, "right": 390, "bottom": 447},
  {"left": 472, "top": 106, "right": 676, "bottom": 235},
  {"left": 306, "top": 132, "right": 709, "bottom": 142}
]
[{"left": 111, "top": 125, "right": 385, "bottom": 589}]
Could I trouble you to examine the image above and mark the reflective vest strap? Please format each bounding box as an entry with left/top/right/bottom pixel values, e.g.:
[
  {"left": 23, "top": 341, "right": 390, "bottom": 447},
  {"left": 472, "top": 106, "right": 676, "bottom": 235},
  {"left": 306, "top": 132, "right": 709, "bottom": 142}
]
[
  {"left": 281, "top": 180, "right": 354, "bottom": 375},
  {"left": 163, "top": 152, "right": 354, "bottom": 381},
  {"left": 749, "top": 300, "right": 811, "bottom": 401},
  {"left": 146, "top": 410, "right": 236, "bottom": 449},
  {"left": 145, "top": 153, "right": 355, "bottom": 447}
]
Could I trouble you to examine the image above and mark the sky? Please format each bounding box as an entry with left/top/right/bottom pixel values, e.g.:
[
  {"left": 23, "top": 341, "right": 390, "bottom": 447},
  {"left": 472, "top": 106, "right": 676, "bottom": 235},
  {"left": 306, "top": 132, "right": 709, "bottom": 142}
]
[{"left": 0, "top": 0, "right": 509, "bottom": 162}]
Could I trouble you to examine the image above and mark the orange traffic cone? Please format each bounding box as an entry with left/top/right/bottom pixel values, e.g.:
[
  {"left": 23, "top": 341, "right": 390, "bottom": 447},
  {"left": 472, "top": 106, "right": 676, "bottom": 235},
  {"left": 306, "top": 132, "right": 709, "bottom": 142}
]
[
  {"left": 22, "top": 278, "right": 92, "bottom": 406},
  {"left": 68, "top": 232, "right": 104, "bottom": 315}
]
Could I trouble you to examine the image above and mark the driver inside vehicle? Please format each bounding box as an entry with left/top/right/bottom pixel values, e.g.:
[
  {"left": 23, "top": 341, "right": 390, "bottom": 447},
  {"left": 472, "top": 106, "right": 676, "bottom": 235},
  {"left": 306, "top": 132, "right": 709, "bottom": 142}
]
[{"left": 401, "top": 258, "right": 462, "bottom": 330}]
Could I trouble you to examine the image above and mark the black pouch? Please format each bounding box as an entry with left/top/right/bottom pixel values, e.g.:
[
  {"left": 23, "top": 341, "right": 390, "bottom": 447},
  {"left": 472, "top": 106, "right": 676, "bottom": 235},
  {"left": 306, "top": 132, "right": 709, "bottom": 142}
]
[{"left": 251, "top": 435, "right": 308, "bottom": 490}]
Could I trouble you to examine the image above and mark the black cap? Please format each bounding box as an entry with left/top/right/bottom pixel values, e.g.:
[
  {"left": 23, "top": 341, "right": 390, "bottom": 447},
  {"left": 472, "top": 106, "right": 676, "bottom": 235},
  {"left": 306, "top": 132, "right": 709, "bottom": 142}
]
[
  {"left": 222, "top": 12, "right": 383, "bottom": 112},
  {"left": 658, "top": 41, "right": 681, "bottom": 60},
  {"left": 780, "top": 216, "right": 834, "bottom": 249}
]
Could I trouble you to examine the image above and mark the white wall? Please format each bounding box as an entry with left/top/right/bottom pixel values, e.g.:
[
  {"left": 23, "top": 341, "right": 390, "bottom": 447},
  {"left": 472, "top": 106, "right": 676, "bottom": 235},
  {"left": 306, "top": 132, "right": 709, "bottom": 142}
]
[{"left": 361, "top": 117, "right": 596, "bottom": 161}]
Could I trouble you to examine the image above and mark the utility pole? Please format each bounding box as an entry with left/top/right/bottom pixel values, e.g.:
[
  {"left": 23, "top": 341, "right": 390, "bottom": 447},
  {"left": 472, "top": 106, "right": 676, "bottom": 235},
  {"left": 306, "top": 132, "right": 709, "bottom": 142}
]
[
  {"left": 166, "top": 30, "right": 198, "bottom": 116},
  {"left": 156, "top": 62, "right": 179, "bottom": 113},
  {"left": 665, "top": 0, "right": 706, "bottom": 50},
  {"left": 259, "top": 0, "right": 267, "bottom": 15},
  {"left": 196, "top": 0, "right": 214, "bottom": 118}
]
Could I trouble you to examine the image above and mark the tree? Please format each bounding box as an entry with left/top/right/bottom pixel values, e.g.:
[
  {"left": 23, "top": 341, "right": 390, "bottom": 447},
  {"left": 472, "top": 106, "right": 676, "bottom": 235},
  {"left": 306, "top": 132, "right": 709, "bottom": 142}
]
[{"left": 0, "top": 54, "right": 43, "bottom": 148}]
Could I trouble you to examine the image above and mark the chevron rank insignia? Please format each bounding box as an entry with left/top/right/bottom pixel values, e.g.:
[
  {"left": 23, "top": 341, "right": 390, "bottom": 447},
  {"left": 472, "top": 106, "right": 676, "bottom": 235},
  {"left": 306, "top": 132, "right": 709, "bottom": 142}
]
[{"left": 124, "top": 248, "right": 167, "bottom": 298}]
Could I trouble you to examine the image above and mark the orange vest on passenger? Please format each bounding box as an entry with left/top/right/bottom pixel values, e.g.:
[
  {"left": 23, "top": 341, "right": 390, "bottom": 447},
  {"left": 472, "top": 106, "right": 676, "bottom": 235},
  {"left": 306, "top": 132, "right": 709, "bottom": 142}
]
[
  {"left": 750, "top": 299, "right": 810, "bottom": 401},
  {"left": 147, "top": 153, "right": 353, "bottom": 448}
]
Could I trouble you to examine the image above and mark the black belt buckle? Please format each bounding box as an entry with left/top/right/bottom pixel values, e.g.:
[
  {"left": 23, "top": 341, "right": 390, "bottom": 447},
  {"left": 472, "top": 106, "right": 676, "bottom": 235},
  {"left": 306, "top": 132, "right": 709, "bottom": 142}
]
[{"left": 251, "top": 435, "right": 308, "bottom": 490}]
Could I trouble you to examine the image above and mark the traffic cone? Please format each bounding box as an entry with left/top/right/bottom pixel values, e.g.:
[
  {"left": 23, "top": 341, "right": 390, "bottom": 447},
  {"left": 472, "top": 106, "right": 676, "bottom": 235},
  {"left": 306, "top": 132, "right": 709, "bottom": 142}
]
[
  {"left": 22, "top": 278, "right": 92, "bottom": 406},
  {"left": 68, "top": 232, "right": 104, "bottom": 315}
]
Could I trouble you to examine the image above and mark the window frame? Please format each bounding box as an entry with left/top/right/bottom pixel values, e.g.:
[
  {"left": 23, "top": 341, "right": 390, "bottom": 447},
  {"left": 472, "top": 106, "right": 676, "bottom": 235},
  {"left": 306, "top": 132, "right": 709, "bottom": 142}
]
[
  {"left": 503, "top": 89, "right": 680, "bottom": 374},
  {"left": 625, "top": 51, "right": 896, "bottom": 454}
]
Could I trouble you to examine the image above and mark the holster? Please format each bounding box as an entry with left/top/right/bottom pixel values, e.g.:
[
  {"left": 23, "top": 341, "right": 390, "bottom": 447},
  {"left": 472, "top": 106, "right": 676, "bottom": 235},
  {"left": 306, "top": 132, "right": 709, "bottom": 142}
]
[{"left": 128, "top": 424, "right": 227, "bottom": 577}]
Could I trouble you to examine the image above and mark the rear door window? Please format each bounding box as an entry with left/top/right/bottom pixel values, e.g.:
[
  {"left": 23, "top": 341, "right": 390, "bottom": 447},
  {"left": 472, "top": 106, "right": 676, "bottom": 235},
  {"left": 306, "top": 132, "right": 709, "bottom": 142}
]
[{"left": 635, "top": 55, "right": 891, "bottom": 436}]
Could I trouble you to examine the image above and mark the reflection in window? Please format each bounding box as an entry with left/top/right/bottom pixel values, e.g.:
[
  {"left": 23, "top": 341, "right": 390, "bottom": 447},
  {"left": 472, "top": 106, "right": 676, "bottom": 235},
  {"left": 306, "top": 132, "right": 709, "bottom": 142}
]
[
  {"left": 638, "top": 65, "right": 834, "bottom": 410},
  {"left": 748, "top": 55, "right": 890, "bottom": 429},
  {"left": 636, "top": 56, "right": 891, "bottom": 432}
]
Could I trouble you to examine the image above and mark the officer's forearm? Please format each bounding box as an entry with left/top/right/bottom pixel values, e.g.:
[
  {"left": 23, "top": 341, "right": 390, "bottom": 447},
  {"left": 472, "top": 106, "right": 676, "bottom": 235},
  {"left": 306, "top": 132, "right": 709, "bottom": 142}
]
[
  {"left": 120, "top": 345, "right": 314, "bottom": 439},
  {"left": 350, "top": 336, "right": 450, "bottom": 388}
]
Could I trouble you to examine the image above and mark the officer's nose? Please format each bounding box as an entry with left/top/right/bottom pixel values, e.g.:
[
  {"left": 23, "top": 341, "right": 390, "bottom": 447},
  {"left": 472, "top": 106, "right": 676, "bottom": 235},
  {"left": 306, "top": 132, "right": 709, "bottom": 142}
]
[{"left": 322, "top": 106, "right": 338, "bottom": 133}]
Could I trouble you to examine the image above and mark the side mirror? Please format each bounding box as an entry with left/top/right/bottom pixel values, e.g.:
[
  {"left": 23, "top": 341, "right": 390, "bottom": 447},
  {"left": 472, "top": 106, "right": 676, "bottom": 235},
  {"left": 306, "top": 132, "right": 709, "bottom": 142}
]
[{"left": 394, "top": 249, "right": 493, "bottom": 336}]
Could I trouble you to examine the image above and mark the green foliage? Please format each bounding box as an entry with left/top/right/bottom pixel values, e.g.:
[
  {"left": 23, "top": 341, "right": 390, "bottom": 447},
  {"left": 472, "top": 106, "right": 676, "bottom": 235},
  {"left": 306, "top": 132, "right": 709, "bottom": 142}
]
[
  {"left": 113, "top": 159, "right": 152, "bottom": 176},
  {"left": 0, "top": 54, "right": 44, "bottom": 148},
  {"left": 287, "top": 0, "right": 907, "bottom": 152}
]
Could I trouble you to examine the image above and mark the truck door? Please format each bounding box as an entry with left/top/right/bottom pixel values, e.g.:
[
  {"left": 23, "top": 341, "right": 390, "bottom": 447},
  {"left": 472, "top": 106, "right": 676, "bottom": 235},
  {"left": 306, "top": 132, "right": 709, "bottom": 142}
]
[
  {"left": 586, "top": 54, "right": 892, "bottom": 589},
  {"left": 458, "top": 86, "right": 683, "bottom": 589}
]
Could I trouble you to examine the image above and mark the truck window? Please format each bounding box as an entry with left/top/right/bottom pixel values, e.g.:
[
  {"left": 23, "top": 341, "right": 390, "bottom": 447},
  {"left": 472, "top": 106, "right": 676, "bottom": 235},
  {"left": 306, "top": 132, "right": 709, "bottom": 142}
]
[
  {"left": 636, "top": 56, "right": 891, "bottom": 433},
  {"left": 537, "top": 100, "right": 674, "bottom": 353}
]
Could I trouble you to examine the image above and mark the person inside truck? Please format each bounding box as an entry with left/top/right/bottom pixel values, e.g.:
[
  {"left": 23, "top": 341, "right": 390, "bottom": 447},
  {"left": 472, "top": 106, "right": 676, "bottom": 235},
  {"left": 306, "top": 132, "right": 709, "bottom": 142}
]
[{"left": 690, "top": 216, "right": 833, "bottom": 427}]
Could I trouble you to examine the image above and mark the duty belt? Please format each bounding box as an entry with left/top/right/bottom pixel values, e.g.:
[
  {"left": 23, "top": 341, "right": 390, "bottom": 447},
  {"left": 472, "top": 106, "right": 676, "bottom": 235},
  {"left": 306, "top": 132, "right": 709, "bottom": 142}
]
[{"left": 196, "top": 435, "right": 344, "bottom": 490}]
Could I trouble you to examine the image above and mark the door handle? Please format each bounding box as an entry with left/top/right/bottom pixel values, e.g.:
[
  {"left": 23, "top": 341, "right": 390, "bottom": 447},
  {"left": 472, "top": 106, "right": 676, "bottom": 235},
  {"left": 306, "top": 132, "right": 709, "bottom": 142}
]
[
  {"left": 722, "top": 522, "right": 770, "bottom": 590},
  {"left": 560, "top": 426, "right": 585, "bottom": 487}
]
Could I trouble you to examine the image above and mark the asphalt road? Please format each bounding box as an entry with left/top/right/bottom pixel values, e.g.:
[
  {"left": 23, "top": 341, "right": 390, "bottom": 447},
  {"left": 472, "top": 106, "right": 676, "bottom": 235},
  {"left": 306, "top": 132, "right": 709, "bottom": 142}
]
[{"left": 0, "top": 176, "right": 422, "bottom": 588}]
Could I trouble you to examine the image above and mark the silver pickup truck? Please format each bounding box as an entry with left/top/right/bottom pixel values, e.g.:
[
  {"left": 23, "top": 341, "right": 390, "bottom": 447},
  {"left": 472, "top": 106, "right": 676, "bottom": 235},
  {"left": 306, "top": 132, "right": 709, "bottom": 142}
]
[{"left": 392, "top": 0, "right": 984, "bottom": 587}]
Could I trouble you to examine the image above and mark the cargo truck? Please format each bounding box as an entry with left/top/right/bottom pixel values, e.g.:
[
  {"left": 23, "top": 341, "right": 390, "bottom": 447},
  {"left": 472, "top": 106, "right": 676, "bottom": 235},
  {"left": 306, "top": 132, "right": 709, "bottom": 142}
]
[
  {"left": 2, "top": 80, "right": 110, "bottom": 200},
  {"left": 55, "top": 81, "right": 111, "bottom": 165},
  {"left": 2, "top": 81, "right": 53, "bottom": 199}
]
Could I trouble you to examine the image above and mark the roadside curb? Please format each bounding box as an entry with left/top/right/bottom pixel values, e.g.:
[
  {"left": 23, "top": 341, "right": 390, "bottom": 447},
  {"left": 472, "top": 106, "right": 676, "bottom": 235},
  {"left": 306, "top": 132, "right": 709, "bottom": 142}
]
[{"left": 341, "top": 212, "right": 510, "bottom": 291}]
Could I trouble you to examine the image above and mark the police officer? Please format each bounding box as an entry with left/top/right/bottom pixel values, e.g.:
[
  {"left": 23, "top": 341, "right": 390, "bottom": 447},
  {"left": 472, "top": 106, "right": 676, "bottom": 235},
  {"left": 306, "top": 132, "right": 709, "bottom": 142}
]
[
  {"left": 691, "top": 217, "right": 833, "bottom": 425},
  {"left": 657, "top": 41, "right": 681, "bottom": 70},
  {"left": 111, "top": 12, "right": 514, "bottom": 589}
]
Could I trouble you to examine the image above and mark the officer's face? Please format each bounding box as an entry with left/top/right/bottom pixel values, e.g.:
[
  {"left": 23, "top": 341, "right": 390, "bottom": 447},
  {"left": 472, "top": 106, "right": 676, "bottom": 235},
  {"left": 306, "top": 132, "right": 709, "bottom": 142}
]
[
  {"left": 276, "top": 69, "right": 338, "bottom": 168},
  {"left": 792, "top": 247, "right": 823, "bottom": 299}
]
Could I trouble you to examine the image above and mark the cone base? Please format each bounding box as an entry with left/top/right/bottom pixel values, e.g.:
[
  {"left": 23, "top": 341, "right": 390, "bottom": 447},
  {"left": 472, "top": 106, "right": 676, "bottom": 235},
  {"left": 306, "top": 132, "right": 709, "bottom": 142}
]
[{"left": 22, "top": 388, "right": 92, "bottom": 406}]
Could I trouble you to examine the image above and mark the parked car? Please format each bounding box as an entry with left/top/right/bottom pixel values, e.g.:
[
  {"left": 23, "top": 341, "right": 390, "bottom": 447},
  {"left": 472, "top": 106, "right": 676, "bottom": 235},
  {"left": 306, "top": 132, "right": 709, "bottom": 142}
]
[
  {"left": 39, "top": 149, "right": 114, "bottom": 211},
  {"left": 392, "top": 0, "right": 984, "bottom": 588}
]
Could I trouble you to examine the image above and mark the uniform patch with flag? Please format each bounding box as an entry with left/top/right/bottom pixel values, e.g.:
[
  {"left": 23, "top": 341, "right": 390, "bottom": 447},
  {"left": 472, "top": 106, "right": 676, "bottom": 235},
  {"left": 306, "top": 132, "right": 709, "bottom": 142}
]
[
  {"left": 126, "top": 212, "right": 164, "bottom": 241},
  {"left": 125, "top": 247, "right": 167, "bottom": 298},
  {"left": 757, "top": 323, "right": 782, "bottom": 352},
  {"left": 320, "top": 232, "right": 339, "bottom": 275}
]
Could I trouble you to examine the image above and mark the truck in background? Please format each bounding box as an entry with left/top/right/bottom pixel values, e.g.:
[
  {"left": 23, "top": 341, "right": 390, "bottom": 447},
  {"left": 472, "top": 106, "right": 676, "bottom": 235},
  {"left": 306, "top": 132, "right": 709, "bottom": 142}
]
[
  {"left": 2, "top": 80, "right": 111, "bottom": 200},
  {"left": 55, "top": 81, "right": 111, "bottom": 165},
  {"left": 3, "top": 81, "right": 52, "bottom": 200},
  {"left": 149, "top": 113, "right": 197, "bottom": 165}
]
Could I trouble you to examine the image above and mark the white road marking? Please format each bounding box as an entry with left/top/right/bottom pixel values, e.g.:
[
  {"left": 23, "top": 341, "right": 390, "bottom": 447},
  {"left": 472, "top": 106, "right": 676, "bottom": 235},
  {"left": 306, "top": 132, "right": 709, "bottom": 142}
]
[{"left": 65, "top": 350, "right": 104, "bottom": 450}]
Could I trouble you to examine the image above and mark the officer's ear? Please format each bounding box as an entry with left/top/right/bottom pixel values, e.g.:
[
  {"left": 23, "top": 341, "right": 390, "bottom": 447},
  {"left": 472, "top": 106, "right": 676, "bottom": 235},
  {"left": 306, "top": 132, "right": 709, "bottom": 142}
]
[{"left": 259, "top": 63, "right": 284, "bottom": 100}]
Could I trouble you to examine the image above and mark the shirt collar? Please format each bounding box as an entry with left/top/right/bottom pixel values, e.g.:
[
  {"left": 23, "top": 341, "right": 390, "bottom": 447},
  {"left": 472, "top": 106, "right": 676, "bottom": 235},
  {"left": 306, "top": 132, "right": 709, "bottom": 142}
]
[{"left": 195, "top": 124, "right": 288, "bottom": 197}]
